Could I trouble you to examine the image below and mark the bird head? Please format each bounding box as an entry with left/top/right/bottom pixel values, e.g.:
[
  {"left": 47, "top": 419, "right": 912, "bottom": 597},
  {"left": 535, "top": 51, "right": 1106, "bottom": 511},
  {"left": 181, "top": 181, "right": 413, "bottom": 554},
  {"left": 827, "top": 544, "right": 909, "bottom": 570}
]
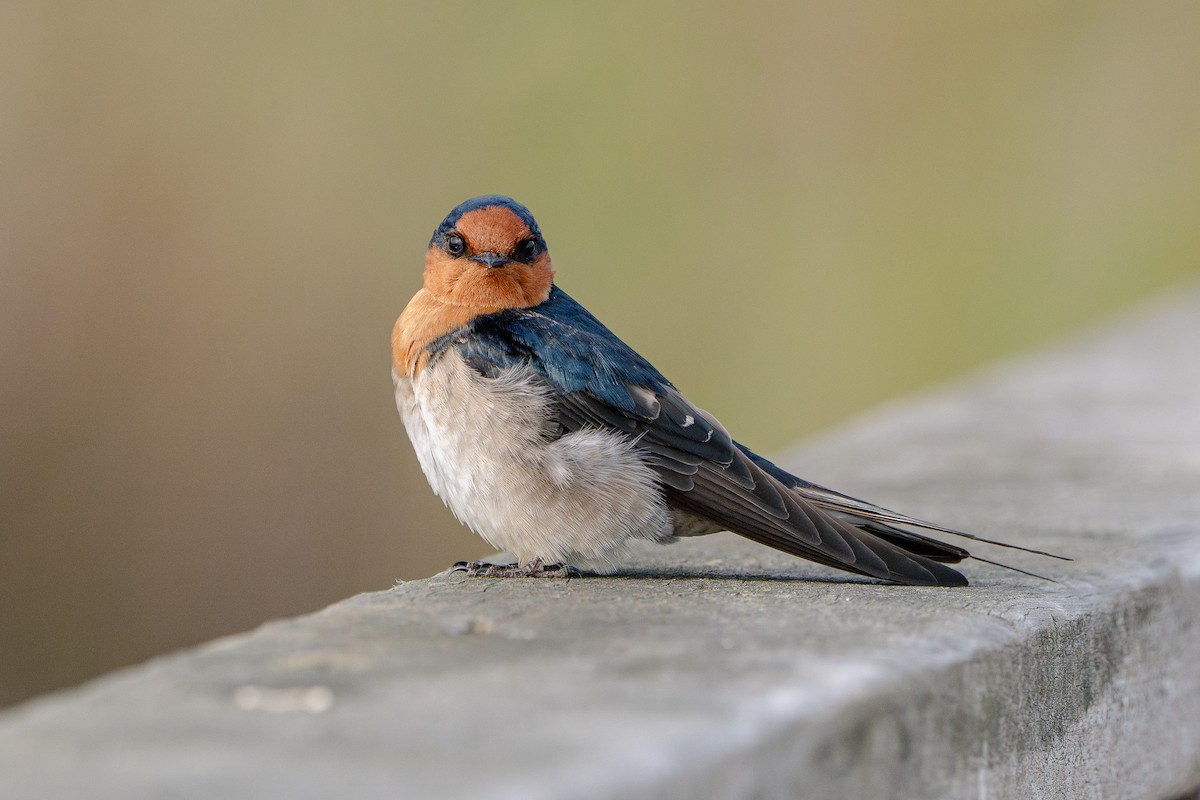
[{"left": 423, "top": 195, "right": 555, "bottom": 310}]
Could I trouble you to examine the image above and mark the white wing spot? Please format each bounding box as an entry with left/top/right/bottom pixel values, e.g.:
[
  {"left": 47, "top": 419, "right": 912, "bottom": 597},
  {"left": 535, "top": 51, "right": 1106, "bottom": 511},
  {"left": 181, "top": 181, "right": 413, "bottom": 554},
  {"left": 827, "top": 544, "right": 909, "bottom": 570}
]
[{"left": 682, "top": 415, "right": 695, "bottom": 428}]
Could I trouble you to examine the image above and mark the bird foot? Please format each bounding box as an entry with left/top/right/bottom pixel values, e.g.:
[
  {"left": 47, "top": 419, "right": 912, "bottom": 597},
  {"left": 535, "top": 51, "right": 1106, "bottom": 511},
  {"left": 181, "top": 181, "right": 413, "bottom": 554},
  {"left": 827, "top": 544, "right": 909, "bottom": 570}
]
[{"left": 450, "top": 559, "right": 579, "bottom": 578}]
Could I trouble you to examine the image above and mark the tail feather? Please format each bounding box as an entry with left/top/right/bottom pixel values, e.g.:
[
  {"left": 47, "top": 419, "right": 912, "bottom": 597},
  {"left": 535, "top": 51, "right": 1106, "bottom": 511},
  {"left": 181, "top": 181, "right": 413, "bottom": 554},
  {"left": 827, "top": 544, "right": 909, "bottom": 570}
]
[
  {"left": 735, "top": 444, "right": 1070, "bottom": 566},
  {"left": 669, "top": 451, "right": 972, "bottom": 586},
  {"left": 689, "top": 444, "right": 1072, "bottom": 584},
  {"left": 849, "top": 518, "right": 969, "bottom": 563},
  {"left": 799, "top": 486, "right": 1071, "bottom": 562}
]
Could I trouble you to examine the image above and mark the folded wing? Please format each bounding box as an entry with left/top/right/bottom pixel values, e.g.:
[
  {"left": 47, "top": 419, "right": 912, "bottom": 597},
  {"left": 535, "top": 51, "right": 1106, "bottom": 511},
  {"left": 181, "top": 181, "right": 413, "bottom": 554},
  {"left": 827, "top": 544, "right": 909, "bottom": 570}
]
[
  {"left": 556, "top": 386, "right": 971, "bottom": 586},
  {"left": 441, "top": 286, "right": 993, "bottom": 586}
]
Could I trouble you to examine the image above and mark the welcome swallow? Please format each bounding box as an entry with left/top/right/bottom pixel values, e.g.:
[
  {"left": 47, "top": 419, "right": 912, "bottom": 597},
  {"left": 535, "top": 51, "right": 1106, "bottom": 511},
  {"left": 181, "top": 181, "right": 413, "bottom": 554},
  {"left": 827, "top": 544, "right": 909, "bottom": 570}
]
[{"left": 392, "top": 196, "right": 1062, "bottom": 585}]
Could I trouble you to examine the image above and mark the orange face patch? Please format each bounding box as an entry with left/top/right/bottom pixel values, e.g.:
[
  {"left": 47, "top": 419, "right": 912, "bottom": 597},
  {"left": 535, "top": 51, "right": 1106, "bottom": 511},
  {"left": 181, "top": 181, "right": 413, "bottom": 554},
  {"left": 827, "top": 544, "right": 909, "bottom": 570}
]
[
  {"left": 394, "top": 203, "right": 556, "bottom": 376},
  {"left": 455, "top": 207, "right": 532, "bottom": 255},
  {"left": 421, "top": 248, "right": 554, "bottom": 309}
]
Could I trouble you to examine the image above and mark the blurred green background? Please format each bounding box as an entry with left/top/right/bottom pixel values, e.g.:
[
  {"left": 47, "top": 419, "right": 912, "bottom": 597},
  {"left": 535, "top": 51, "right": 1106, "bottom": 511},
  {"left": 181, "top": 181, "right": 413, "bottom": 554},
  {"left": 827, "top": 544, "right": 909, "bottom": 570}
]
[{"left": 2, "top": 1, "right": 1198, "bottom": 708}]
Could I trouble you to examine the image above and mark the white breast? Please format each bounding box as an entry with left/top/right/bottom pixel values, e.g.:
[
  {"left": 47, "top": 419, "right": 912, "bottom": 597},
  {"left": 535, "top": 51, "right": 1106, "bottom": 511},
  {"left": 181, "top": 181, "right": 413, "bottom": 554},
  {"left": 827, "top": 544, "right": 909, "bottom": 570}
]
[{"left": 394, "top": 351, "right": 672, "bottom": 568}]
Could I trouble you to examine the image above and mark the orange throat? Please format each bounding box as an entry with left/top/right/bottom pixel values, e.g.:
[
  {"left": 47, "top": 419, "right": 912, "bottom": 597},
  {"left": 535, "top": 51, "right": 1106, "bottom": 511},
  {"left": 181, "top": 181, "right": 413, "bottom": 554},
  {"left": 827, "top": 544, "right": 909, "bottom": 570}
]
[{"left": 392, "top": 252, "right": 554, "bottom": 377}]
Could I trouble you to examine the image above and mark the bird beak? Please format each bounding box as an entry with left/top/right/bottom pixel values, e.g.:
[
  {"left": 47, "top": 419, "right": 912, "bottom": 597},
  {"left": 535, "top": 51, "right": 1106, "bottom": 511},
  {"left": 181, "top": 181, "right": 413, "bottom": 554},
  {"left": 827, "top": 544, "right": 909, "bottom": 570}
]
[{"left": 469, "top": 252, "right": 512, "bottom": 269}]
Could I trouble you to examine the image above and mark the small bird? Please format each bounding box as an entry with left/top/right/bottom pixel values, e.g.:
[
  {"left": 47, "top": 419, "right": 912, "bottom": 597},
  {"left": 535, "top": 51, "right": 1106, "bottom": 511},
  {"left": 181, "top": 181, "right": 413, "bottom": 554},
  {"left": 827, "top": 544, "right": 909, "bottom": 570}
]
[{"left": 392, "top": 195, "right": 1061, "bottom": 586}]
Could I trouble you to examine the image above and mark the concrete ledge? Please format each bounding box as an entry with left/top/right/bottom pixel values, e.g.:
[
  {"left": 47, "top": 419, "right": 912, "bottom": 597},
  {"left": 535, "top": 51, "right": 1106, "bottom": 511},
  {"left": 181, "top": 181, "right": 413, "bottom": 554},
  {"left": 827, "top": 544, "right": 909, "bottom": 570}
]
[{"left": 4, "top": 286, "right": 1200, "bottom": 799}]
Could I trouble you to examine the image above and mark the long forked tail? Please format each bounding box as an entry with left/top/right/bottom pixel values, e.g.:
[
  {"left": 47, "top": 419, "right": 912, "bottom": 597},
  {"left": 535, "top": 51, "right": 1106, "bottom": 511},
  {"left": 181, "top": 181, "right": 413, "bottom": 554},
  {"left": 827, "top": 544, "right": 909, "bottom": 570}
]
[
  {"left": 735, "top": 445, "right": 1071, "bottom": 582},
  {"left": 849, "top": 517, "right": 1063, "bottom": 583},
  {"left": 666, "top": 447, "right": 972, "bottom": 586}
]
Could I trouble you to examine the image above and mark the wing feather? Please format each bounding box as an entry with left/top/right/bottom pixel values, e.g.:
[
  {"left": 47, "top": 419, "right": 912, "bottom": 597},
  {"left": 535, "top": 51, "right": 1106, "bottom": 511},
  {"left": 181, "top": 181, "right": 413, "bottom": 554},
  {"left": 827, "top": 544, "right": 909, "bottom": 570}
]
[{"left": 434, "top": 286, "right": 985, "bottom": 585}]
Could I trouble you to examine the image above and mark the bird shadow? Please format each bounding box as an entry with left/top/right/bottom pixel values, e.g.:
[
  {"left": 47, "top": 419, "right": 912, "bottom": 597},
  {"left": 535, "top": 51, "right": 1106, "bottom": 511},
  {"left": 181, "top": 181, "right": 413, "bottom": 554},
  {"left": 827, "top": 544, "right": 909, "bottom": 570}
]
[
  {"left": 448, "top": 551, "right": 981, "bottom": 587},
  {"left": 585, "top": 565, "right": 884, "bottom": 585},
  {"left": 447, "top": 558, "right": 887, "bottom": 585}
]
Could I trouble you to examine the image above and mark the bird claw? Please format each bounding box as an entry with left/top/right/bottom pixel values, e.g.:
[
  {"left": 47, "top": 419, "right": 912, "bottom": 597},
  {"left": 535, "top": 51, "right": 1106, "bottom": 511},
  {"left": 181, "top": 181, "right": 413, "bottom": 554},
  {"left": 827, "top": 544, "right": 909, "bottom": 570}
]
[{"left": 450, "top": 559, "right": 580, "bottom": 578}]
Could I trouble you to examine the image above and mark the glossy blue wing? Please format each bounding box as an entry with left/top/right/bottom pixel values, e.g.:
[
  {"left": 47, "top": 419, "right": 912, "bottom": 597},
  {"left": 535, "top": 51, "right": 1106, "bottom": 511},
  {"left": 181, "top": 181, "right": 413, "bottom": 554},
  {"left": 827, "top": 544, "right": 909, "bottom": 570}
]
[{"left": 429, "top": 286, "right": 971, "bottom": 585}]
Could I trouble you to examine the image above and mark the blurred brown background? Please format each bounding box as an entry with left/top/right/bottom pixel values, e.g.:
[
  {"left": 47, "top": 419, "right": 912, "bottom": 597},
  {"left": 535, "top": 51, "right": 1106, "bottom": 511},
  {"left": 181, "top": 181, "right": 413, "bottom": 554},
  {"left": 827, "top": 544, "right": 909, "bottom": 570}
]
[{"left": 2, "top": 2, "right": 1198, "bottom": 709}]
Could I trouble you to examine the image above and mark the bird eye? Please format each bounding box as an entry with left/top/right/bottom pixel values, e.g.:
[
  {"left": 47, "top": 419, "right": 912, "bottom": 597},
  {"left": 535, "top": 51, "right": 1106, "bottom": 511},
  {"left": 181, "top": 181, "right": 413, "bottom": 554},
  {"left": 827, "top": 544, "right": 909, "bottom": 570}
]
[
  {"left": 445, "top": 233, "right": 466, "bottom": 257},
  {"left": 515, "top": 238, "right": 539, "bottom": 262}
]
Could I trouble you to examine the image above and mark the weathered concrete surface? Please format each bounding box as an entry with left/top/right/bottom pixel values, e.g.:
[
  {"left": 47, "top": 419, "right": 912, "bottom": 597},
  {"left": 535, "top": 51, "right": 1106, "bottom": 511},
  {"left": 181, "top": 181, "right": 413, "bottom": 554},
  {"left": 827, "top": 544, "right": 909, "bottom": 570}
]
[{"left": 3, "top": 286, "right": 1200, "bottom": 799}]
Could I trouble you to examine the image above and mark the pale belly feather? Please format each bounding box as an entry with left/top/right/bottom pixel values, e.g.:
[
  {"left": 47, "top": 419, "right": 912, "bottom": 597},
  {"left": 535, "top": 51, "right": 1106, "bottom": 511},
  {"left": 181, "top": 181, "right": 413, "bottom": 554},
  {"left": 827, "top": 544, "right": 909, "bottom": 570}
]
[{"left": 394, "top": 351, "right": 675, "bottom": 568}]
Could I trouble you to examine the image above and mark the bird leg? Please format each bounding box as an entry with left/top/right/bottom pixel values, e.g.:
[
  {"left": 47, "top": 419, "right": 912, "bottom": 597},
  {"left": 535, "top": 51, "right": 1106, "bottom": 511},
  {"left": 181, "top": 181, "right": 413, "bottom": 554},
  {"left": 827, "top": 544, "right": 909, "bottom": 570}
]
[{"left": 450, "top": 558, "right": 579, "bottom": 578}]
